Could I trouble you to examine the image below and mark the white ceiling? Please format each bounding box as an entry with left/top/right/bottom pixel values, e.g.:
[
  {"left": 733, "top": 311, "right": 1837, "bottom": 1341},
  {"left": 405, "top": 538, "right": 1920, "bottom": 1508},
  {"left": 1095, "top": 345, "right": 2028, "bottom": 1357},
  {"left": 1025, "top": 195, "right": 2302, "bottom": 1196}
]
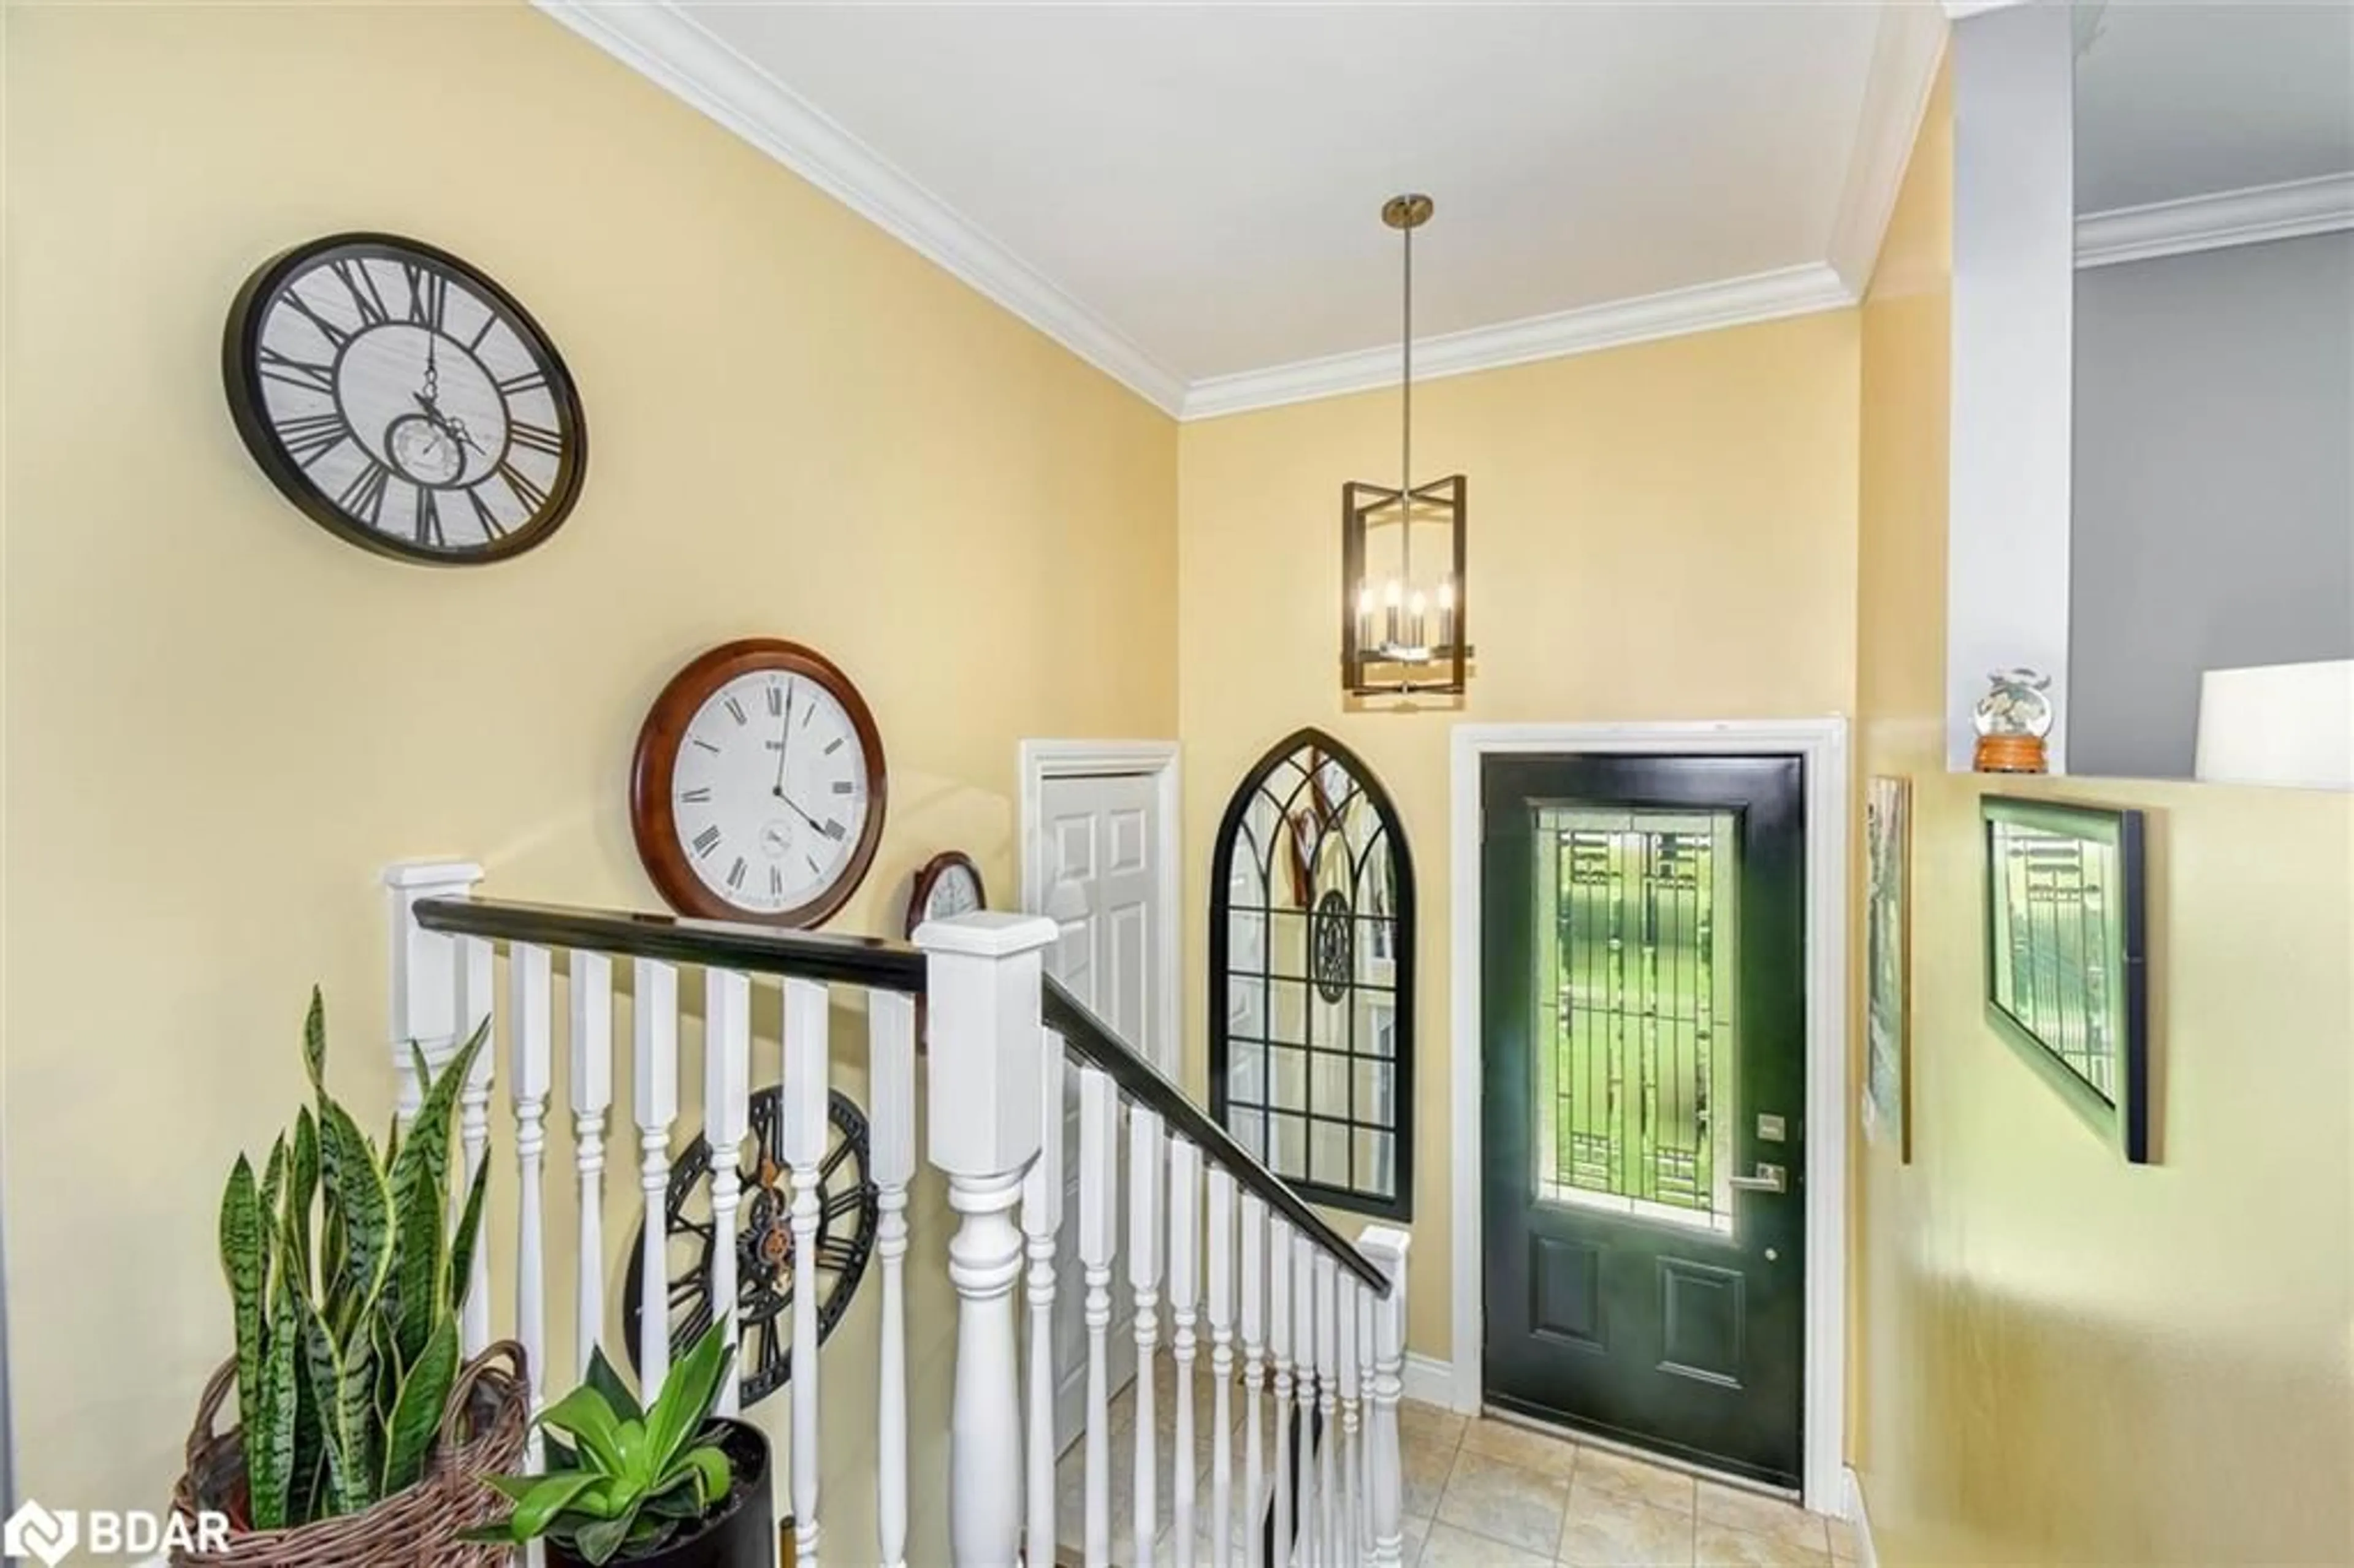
[
  {"left": 546, "top": 1, "right": 1949, "bottom": 414},
  {"left": 2074, "top": 2, "right": 2354, "bottom": 213}
]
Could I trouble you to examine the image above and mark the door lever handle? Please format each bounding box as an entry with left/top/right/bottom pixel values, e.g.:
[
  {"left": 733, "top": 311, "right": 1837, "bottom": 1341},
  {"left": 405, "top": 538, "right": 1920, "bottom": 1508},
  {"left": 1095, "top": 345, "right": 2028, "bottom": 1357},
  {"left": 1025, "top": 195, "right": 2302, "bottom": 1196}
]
[{"left": 1728, "top": 1162, "right": 1786, "bottom": 1194}]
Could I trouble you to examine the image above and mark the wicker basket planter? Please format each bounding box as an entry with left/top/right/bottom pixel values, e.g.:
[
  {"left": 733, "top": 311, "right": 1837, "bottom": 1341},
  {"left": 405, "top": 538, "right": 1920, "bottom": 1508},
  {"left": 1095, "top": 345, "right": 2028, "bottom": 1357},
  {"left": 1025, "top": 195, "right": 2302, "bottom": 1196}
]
[{"left": 168, "top": 1340, "right": 529, "bottom": 1567}]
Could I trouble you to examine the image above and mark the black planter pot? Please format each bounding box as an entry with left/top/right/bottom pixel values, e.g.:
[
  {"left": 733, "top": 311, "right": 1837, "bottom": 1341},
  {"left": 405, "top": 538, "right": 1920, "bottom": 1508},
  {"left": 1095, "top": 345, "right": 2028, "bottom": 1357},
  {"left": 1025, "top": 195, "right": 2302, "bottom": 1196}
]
[{"left": 547, "top": 1420, "right": 774, "bottom": 1568}]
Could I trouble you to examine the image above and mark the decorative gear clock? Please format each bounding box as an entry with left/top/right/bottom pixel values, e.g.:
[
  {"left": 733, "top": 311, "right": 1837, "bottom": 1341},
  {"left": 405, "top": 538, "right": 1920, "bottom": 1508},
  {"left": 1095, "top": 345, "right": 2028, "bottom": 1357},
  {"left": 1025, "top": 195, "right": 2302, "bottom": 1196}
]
[{"left": 622, "top": 1087, "right": 880, "bottom": 1410}]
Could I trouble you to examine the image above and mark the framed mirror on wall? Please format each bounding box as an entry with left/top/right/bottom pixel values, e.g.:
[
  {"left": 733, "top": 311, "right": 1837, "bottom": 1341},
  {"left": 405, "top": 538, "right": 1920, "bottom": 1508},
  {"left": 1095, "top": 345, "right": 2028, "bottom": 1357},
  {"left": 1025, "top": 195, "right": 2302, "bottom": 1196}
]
[{"left": 1209, "top": 729, "right": 1415, "bottom": 1220}]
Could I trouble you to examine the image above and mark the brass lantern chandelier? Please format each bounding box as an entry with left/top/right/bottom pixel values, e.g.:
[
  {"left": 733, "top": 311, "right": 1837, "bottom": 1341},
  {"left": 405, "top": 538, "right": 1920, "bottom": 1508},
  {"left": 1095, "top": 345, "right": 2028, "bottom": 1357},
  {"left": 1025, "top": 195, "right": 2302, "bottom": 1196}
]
[{"left": 1343, "top": 193, "right": 1468, "bottom": 697}]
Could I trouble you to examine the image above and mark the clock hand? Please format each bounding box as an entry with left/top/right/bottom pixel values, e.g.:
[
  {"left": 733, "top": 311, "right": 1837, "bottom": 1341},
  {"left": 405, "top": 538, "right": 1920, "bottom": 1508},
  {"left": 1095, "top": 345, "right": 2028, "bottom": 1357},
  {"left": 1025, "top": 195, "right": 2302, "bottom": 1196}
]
[
  {"left": 411, "top": 392, "right": 487, "bottom": 455},
  {"left": 771, "top": 681, "right": 798, "bottom": 797},
  {"left": 777, "top": 794, "right": 831, "bottom": 837}
]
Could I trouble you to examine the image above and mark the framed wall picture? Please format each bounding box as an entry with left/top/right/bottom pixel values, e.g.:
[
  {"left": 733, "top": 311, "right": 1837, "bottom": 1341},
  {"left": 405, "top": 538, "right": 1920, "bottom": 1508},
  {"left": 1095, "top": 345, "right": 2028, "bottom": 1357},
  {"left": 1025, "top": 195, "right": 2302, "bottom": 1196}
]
[
  {"left": 1865, "top": 776, "right": 1912, "bottom": 1160},
  {"left": 1981, "top": 796, "right": 2151, "bottom": 1163}
]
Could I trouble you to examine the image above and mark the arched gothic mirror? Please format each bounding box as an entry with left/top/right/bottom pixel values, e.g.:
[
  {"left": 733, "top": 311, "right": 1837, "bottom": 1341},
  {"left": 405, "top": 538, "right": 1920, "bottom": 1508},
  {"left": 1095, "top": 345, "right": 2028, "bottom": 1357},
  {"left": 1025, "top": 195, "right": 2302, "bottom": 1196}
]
[{"left": 1210, "top": 729, "right": 1414, "bottom": 1220}]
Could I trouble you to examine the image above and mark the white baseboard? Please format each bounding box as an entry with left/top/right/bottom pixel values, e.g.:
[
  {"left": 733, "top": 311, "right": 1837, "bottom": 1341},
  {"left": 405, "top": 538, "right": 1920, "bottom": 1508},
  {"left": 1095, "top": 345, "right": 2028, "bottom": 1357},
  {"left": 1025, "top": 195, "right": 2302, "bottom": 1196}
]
[
  {"left": 1843, "top": 1466, "right": 1879, "bottom": 1566},
  {"left": 1401, "top": 1352, "right": 1461, "bottom": 1411}
]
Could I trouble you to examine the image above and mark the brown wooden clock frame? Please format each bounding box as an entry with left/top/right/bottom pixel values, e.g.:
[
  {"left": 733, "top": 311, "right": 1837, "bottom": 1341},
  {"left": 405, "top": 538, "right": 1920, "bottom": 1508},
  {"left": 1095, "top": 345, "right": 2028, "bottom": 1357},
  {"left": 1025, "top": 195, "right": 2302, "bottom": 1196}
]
[
  {"left": 629, "top": 638, "right": 888, "bottom": 929},
  {"left": 904, "top": 850, "right": 987, "bottom": 939}
]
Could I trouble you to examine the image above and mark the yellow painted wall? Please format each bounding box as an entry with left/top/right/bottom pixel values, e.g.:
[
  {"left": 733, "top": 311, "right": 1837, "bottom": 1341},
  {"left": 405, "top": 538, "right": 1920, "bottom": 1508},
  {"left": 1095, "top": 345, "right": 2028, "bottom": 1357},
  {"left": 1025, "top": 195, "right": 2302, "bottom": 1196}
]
[
  {"left": 1852, "top": 70, "right": 2354, "bottom": 1564},
  {"left": 1176, "top": 313, "right": 1865, "bottom": 1357},
  {"left": 2, "top": 1, "right": 1175, "bottom": 1543}
]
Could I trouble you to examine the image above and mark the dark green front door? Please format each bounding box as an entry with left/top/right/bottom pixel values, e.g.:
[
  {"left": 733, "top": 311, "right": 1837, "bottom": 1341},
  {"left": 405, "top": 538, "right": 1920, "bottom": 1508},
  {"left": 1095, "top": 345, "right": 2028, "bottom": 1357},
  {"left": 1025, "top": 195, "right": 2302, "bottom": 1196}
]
[{"left": 1482, "top": 753, "right": 1806, "bottom": 1488}]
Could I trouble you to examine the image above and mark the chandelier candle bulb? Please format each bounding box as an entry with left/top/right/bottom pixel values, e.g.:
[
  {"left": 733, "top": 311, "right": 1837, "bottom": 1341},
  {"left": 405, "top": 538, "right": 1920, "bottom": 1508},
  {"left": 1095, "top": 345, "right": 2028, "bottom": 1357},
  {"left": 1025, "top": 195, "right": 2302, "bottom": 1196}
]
[
  {"left": 1384, "top": 578, "right": 1403, "bottom": 649},
  {"left": 1438, "top": 579, "right": 1455, "bottom": 649},
  {"left": 1407, "top": 590, "right": 1428, "bottom": 653}
]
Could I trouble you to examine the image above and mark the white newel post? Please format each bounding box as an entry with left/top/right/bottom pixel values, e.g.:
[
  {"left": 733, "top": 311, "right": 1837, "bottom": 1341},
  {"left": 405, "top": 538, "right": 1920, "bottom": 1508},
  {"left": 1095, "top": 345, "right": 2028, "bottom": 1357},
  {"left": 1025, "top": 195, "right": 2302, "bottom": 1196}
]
[
  {"left": 383, "top": 861, "right": 483, "bottom": 1127},
  {"left": 1021, "top": 1035, "right": 1068, "bottom": 1567},
  {"left": 870, "top": 990, "right": 918, "bottom": 1568},
  {"left": 569, "top": 951, "right": 614, "bottom": 1381},
  {"left": 915, "top": 911, "right": 1058, "bottom": 1568},
  {"left": 1357, "top": 1227, "right": 1411, "bottom": 1567},
  {"left": 703, "top": 969, "right": 752, "bottom": 1419}
]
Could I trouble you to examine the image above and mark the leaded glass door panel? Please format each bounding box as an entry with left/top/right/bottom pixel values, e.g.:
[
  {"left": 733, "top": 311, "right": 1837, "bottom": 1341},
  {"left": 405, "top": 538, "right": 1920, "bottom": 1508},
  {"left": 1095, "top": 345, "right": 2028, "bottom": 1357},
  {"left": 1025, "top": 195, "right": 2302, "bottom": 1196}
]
[{"left": 1482, "top": 754, "right": 1806, "bottom": 1489}]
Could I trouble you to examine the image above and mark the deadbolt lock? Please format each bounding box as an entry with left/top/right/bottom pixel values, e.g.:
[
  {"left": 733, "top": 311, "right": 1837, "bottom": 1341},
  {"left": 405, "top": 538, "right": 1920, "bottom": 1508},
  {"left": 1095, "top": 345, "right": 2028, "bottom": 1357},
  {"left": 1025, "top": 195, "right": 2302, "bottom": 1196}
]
[{"left": 1757, "top": 1113, "right": 1787, "bottom": 1143}]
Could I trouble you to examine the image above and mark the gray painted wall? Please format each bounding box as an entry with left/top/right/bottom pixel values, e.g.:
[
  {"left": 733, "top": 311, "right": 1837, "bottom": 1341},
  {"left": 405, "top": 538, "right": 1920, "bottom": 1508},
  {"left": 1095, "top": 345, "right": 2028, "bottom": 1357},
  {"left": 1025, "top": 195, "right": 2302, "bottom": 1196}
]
[{"left": 2071, "top": 230, "right": 2354, "bottom": 779}]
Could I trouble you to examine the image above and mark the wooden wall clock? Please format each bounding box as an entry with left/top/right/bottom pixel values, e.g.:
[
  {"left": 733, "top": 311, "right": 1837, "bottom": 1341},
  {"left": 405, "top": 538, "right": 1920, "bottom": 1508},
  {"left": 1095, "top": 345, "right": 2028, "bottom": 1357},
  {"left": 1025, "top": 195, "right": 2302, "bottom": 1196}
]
[
  {"left": 223, "top": 233, "right": 586, "bottom": 565},
  {"left": 630, "top": 639, "right": 887, "bottom": 927},
  {"left": 904, "top": 851, "right": 986, "bottom": 938}
]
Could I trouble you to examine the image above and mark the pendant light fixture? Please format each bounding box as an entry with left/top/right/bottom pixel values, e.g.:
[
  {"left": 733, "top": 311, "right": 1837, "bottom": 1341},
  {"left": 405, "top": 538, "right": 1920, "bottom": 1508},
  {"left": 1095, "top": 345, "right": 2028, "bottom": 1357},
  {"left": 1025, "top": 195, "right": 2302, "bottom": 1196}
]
[{"left": 1342, "top": 192, "right": 1468, "bottom": 697}]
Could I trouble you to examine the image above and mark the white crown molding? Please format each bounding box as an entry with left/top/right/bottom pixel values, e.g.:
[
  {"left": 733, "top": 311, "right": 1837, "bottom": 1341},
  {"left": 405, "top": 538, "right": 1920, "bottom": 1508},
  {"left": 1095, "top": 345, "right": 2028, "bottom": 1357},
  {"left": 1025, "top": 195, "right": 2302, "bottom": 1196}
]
[
  {"left": 1179, "top": 262, "right": 1853, "bottom": 421},
  {"left": 1826, "top": 4, "right": 1948, "bottom": 295},
  {"left": 531, "top": 0, "right": 1191, "bottom": 415},
  {"left": 2076, "top": 173, "right": 2354, "bottom": 269}
]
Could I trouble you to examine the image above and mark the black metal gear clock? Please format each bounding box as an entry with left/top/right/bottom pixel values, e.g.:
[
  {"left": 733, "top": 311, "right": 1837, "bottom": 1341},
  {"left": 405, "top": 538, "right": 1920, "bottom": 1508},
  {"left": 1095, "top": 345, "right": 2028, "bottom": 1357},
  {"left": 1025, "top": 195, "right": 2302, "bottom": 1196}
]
[
  {"left": 223, "top": 232, "right": 587, "bottom": 565},
  {"left": 622, "top": 1086, "right": 880, "bottom": 1409}
]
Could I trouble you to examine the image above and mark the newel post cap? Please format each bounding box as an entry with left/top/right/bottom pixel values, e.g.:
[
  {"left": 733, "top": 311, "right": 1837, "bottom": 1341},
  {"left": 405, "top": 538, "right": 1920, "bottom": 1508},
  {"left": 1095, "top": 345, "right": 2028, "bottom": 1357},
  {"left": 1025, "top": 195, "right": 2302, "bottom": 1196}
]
[{"left": 915, "top": 911, "right": 1059, "bottom": 1179}]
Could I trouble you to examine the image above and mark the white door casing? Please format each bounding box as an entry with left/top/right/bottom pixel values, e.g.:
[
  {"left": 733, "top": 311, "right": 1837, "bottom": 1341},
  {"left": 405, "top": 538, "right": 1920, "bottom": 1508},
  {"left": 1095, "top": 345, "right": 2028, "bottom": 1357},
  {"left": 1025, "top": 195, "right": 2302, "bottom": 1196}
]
[{"left": 1018, "top": 740, "right": 1183, "bottom": 1450}]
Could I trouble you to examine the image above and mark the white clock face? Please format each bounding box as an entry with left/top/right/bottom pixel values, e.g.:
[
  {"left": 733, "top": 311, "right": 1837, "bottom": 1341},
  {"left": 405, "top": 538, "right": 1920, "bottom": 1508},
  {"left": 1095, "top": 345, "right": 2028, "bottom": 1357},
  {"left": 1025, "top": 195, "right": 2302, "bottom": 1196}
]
[
  {"left": 924, "top": 864, "right": 984, "bottom": 923},
  {"left": 670, "top": 671, "right": 874, "bottom": 916}
]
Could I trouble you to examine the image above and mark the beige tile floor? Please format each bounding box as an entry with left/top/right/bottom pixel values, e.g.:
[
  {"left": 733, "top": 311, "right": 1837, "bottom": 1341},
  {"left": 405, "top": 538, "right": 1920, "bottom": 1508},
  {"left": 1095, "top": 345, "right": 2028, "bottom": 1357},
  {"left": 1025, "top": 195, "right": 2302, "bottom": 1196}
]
[{"left": 1056, "top": 1380, "right": 1861, "bottom": 1567}]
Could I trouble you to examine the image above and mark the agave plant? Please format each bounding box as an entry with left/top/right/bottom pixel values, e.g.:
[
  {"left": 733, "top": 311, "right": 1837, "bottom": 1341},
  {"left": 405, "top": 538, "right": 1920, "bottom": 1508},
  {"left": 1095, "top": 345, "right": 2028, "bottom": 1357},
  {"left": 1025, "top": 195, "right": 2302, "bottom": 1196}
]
[
  {"left": 216, "top": 989, "right": 490, "bottom": 1529},
  {"left": 471, "top": 1324, "right": 738, "bottom": 1564}
]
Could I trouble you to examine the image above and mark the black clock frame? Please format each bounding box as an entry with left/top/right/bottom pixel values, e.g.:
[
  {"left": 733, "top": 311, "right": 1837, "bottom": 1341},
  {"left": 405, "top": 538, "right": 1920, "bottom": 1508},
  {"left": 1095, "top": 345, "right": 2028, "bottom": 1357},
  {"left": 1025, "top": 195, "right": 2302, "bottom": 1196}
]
[{"left": 222, "top": 231, "right": 588, "bottom": 566}]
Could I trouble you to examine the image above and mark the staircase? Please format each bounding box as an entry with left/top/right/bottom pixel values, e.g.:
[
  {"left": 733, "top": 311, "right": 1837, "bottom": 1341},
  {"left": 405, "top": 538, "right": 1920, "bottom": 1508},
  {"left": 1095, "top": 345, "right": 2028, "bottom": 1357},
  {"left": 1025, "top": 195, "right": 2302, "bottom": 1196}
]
[{"left": 388, "top": 862, "right": 1411, "bottom": 1567}]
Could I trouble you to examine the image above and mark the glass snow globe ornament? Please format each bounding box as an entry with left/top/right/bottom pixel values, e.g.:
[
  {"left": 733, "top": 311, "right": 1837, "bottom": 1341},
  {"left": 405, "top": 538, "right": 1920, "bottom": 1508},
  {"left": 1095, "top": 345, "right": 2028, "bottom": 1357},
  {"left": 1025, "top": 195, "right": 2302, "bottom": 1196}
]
[{"left": 1973, "top": 668, "right": 2054, "bottom": 773}]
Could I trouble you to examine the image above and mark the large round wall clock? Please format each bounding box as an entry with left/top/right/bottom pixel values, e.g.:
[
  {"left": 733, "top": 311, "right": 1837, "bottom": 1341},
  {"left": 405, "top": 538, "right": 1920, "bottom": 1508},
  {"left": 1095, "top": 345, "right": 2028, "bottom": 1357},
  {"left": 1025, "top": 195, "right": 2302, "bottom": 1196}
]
[
  {"left": 631, "top": 639, "right": 888, "bottom": 927},
  {"left": 904, "top": 850, "right": 986, "bottom": 938},
  {"left": 222, "top": 232, "right": 587, "bottom": 565}
]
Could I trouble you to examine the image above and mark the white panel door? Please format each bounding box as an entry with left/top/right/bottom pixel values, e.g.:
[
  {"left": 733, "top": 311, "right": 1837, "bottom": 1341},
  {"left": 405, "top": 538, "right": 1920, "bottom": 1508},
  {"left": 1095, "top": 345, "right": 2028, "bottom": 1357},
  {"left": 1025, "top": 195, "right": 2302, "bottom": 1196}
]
[{"left": 1034, "top": 769, "right": 1165, "bottom": 1450}]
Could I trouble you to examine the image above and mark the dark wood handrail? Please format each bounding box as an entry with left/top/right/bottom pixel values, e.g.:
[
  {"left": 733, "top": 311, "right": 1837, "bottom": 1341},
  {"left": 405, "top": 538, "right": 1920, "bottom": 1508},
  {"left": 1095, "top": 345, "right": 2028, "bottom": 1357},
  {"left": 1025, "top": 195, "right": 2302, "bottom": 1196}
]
[
  {"left": 1042, "top": 976, "right": 1390, "bottom": 1295},
  {"left": 409, "top": 895, "right": 1391, "bottom": 1295}
]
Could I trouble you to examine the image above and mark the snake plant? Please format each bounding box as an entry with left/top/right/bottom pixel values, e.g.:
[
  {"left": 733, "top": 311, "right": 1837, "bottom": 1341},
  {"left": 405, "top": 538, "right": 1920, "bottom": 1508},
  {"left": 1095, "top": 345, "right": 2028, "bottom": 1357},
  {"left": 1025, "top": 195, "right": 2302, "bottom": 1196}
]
[
  {"left": 470, "top": 1323, "right": 738, "bottom": 1565},
  {"left": 216, "top": 988, "right": 489, "bottom": 1529}
]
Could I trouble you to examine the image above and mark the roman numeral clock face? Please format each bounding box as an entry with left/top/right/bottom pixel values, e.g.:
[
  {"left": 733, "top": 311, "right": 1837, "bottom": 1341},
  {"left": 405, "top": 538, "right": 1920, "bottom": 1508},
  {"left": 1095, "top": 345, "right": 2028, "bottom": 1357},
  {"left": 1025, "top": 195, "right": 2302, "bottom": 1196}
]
[
  {"left": 223, "top": 234, "right": 586, "bottom": 565},
  {"left": 632, "top": 641, "right": 889, "bottom": 929}
]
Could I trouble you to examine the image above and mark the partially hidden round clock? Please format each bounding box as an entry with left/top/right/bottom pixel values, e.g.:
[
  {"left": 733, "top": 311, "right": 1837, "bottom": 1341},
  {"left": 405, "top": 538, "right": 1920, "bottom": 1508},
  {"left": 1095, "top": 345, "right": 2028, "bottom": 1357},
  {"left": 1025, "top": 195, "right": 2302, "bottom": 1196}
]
[
  {"left": 904, "top": 850, "right": 986, "bottom": 938},
  {"left": 631, "top": 639, "right": 888, "bottom": 927},
  {"left": 621, "top": 1086, "right": 878, "bottom": 1409},
  {"left": 223, "top": 232, "right": 587, "bottom": 565}
]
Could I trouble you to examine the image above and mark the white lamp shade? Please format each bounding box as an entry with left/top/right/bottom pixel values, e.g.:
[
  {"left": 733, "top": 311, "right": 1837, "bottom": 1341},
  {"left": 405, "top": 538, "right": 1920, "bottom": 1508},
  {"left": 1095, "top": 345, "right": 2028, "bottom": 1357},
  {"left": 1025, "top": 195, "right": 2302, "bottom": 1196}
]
[{"left": 2194, "top": 660, "right": 2354, "bottom": 790}]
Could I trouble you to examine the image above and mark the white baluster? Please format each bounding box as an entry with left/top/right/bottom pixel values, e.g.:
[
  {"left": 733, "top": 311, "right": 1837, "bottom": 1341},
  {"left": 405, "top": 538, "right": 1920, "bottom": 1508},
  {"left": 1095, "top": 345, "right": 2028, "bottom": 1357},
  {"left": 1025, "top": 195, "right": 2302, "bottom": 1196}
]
[
  {"left": 1207, "top": 1171, "right": 1237, "bottom": 1568},
  {"left": 569, "top": 951, "right": 613, "bottom": 1379},
  {"left": 870, "top": 990, "right": 918, "bottom": 1568},
  {"left": 1358, "top": 1228, "right": 1411, "bottom": 1566},
  {"left": 916, "top": 912, "right": 1057, "bottom": 1567},
  {"left": 781, "top": 976, "right": 831, "bottom": 1567},
  {"left": 1022, "top": 1033, "right": 1067, "bottom": 1568},
  {"left": 1168, "top": 1138, "right": 1202, "bottom": 1568},
  {"left": 1129, "top": 1109, "right": 1164, "bottom": 1568},
  {"left": 703, "top": 969, "right": 752, "bottom": 1418},
  {"left": 1078, "top": 1067, "right": 1121, "bottom": 1568},
  {"left": 631, "top": 958, "right": 678, "bottom": 1398},
  {"left": 1240, "top": 1196, "right": 1266, "bottom": 1568},
  {"left": 1268, "top": 1217, "right": 1292, "bottom": 1568},
  {"left": 1338, "top": 1277, "right": 1362, "bottom": 1566},
  {"left": 509, "top": 943, "right": 553, "bottom": 1439},
  {"left": 1314, "top": 1254, "right": 1337, "bottom": 1567},
  {"left": 1291, "top": 1237, "right": 1316, "bottom": 1567},
  {"left": 456, "top": 934, "right": 496, "bottom": 1358}
]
